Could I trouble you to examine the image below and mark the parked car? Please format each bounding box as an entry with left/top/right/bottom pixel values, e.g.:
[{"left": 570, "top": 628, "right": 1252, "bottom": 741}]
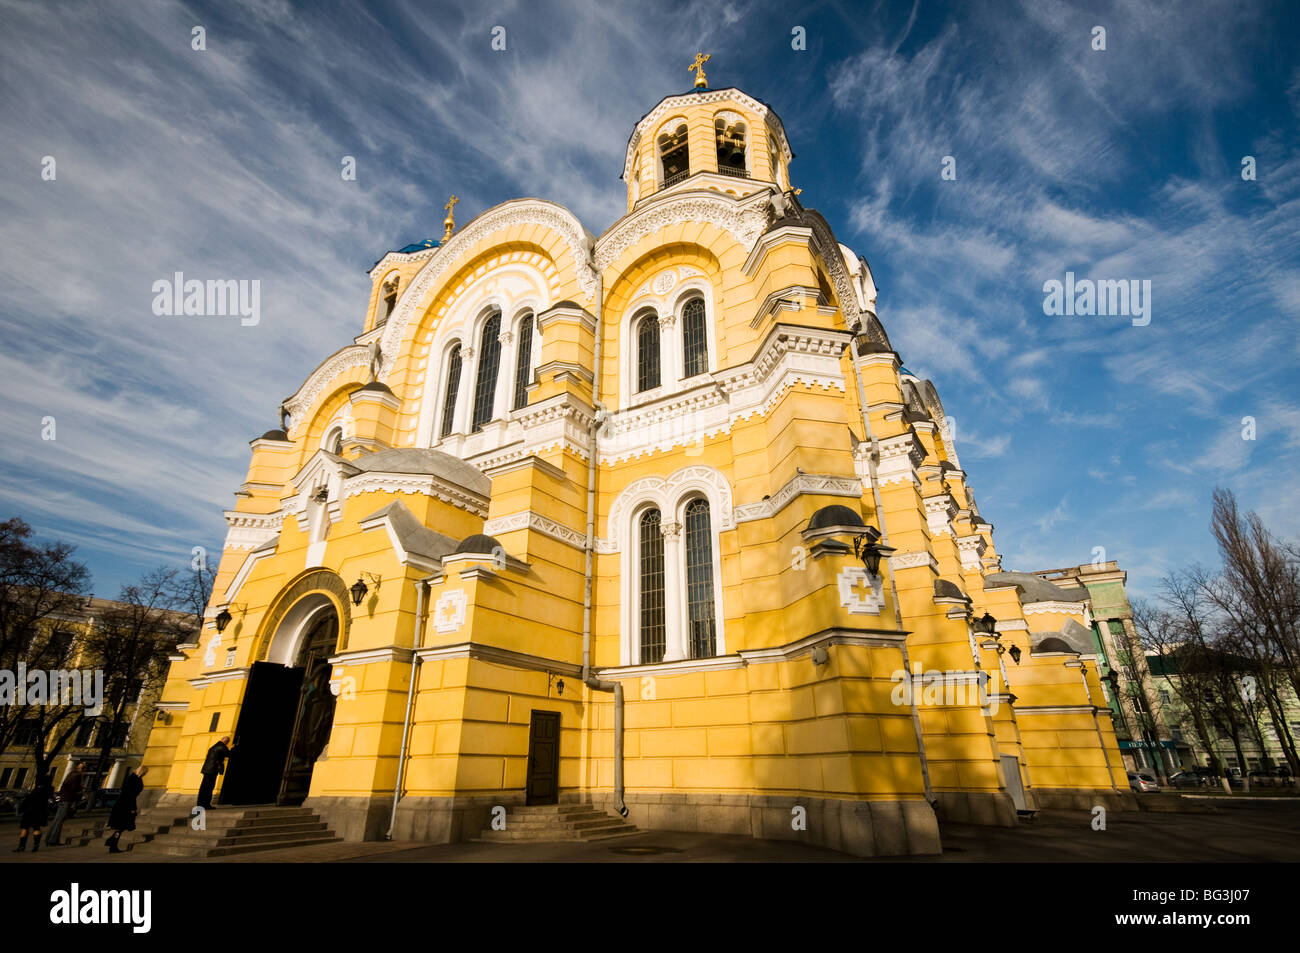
[
  {"left": 1128, "top": 771, "right": 1160, "bottom": 793},
  {"left": 1167, "top": 771, "right": 1206, "bottom": 789}
]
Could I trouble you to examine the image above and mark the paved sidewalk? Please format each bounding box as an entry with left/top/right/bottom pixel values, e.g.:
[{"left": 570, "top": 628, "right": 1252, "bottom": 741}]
[{"left": 3, "top": 799, "right": 1297, "bottom": 863}]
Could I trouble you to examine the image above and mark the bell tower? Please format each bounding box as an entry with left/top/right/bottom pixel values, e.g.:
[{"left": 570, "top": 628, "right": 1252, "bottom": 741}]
[{"left": 621, "top": 58, "right": 795, "bottom": 212}]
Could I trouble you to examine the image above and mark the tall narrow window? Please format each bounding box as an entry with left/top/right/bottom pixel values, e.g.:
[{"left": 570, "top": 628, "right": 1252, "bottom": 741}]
[
  {"left": 682, "top": 298, "right": 708, "bottom": 378},
  {"left": 684, "top": 498, "right": 717, "bottom": 658},
  {"left": 658, "top": 123, "right": 690, "bottom": 187},
  {"left": 638, "top": 509, "right": 666, "bottom": 664},
  {"left": 512, "top": 313, "right": 533, "bottom": 411},
  {"left": 472, "top": 312, "right": 502, "bottom": 432},
  {"left": 636, "top": 313, "right": 660, "bottom": 392},
  {"left": 440, "top": 344, "right": 462, "bottom": 438}
]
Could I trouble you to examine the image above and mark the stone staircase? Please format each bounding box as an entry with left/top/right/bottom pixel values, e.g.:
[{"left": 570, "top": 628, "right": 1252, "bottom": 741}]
[
  {"left": 476, "top": 803, "right": 640, "bottom": 843},
  {"left": 129, "top": 806, "right": 341, "bottom": 858}
]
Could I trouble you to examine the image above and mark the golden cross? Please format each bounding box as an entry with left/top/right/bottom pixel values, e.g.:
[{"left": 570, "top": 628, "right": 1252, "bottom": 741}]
[
  {"left": 443, "top": 194, "right": 459, "bottom": 240},
  {"left": 689, "top": 52, "right": 710, "bottom": 88}
]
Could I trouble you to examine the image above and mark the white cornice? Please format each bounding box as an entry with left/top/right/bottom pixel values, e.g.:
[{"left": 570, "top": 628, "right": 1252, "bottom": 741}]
[
  {"left": 328, "top": 646, "right": 414, "bottom": 667},
  {"left": 187, "top": 667, "right": 250, "bottom": 689},
  {"left": 283, "top": 345, "right": 369, "bottom": 427},
  {"left": 734, "top": 472, "right": 861, "bottom": 524},
  {"left": 413, "top": 641, "right": 583, "bottom": 678},
  {"left": 483, "top": 510, "right": 588, "bottom": 550}
]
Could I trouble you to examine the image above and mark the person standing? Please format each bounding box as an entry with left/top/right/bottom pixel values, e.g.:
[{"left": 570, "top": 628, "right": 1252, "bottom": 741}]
[
  {"left": 105, "top": 766, "right": 147, "bottom": 854},
  {"left": 196, "top": 736, "right": 233, "bottom": 810},
  {"left": 45, "top": 762, "right": 86, "bottom": 847},
  {"left": 13, "top": 774, "right": 55, "bottom": 853}
]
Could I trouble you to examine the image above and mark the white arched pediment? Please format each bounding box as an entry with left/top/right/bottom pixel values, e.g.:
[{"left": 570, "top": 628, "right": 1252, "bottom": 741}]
[
  {"left": 282, "top": 345, "right": 370, "bottom": 431},
  {"left": 378, "top": 199, "right": 595, "bottom": 380},
  {"left": 594, "top": 191, "right": 770, "bottom": 273},
  {"left": 601, "top": 465, "right": 735, "bottom": 554}
]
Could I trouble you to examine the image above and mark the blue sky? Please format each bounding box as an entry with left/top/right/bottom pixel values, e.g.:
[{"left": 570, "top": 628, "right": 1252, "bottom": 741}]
[{"left": 1, "top": 0, "right": 1297, "bottom": 600}]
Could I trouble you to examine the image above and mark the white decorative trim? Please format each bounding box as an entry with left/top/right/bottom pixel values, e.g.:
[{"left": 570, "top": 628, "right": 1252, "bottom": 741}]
[
  {"left": 956, "top": 534, "right": 988, "bottom": 571},
  {"left": 1022, "top": 601, "right": 1089, "bottom": 616},
  {"left": 838, "top": 566, "right": 885, "bottom": 615},
  {"left": 154, "top": 701, "right": 189, "bottom": 712},
  {"left": 433, "top": 589, "right": 467, "bottom": 633},
  {"left": 283, "top": 346, "right": 370, "bottom": 426},
  {"left": 602, "top": 465, "right": 735, "bottom": 554},
  {"left": 595, "top": 192, "right": 770, "bottom": 271},
  {"left": 875, "top": 431, "right": 926, "bottom": 486},
  {"left": 412, "top": 641, "right": 583, "bottom": 677},
  {"left": 328, "top": 647, "right": 414, "bottom": 667},
  {"left": 223, "top": 545, "right": 277, "bottom": 603},
  {"left": 595, "top": 655, "right": 745, "bottom": 678},
  {"left": 889, "top": 551, "right": 939, "bottom": 572},
  {"left": 379, "top": 200, "right": 596, "bottom": 380},
  {"left": 734, "top": 472, "right": 862, "bottom": 523},
  {"left": 993, "top": 619, "right": 1029, "bottom": 632},
  {"left": 187, "top": 667, "right": 250, "bottom": 689},
  {"left": 483, "top": 511, "right": 588, "bottom": 550},
  {"left": 222, "top": 511, "right": 282, "bottom": 551},
  {"left": 738, "top": 627, "right": 909, "bottom": 663},
  {"left": 924, "top": 494, "right": 958, "bottom": 538},
  {"left": 342, "top": 472, "right": 489, "bottom": 518}
]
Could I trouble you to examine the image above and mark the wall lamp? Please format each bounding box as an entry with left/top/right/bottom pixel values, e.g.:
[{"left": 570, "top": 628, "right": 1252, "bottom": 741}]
[
  {"left": 213, "top": 603, "right": 245, "bottom": 634},
  {"left": 971, "top": 612, "right": 997, "bottom": 635},
  {"left": 1008, "top": 644, "right": 1022, "bottom": 665},
  {"left": 852, "top": 526, "right": 896, "bottom": 577},
  {"left": 350, "top": 572, "right": 382, "bottom": 606}
]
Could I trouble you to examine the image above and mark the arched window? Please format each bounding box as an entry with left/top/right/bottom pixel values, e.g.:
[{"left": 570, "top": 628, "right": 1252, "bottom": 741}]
[
  {"left": 512, "top": 313, "right": 533, "bottom": 411},
  {"left": 440, "top": 344, "right": 462, "bottom": 438},
  {"left": 638, "top": 509, "right": 666, "bottom": 664},
  {"left": 325, "top": 428, "right": 343, "bottom": 455},
  {"left": 380, "top": 277, "right": 399, "bottom": 324},
  {"left": 684, "top": 498, "right": 717, "bottom": 658},
  {"left": 715, "top": 119, "right": 747, "bottom": 176},
  {"left": 682, "top": 297, "right": 708, "bottom": 378},
  {"left": 472, "top": 312, "right": 502, "bottom": 432},
  {"left": 636, "top": 312, "right": 660, "bottom": 392},
  {"left": 658, "top": 123, "right": 690, "bottom": 187}
]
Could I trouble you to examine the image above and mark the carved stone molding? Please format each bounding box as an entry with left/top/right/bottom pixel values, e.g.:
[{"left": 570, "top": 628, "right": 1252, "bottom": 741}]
[
  {"left": 378, "top": 200, "right": 596, "bottom": 379},
  {"left": 595, "top": 193, "right": 769, "bottom": 271},
  {"left": 601, "top": 465, "right": 735, "bottom": 553},
  {"left": 734, "top": 472, "right": 861, "bottom": 524},
  {"left": 283, "top": 346, "right": 370, "bottom": 425},
  {"left": 483, "top": 510, "right": 588, "bottom": 550}
]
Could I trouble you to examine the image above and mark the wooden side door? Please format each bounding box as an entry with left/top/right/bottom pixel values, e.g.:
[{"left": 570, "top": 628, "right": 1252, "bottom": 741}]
[{"left": 525, "top": 710, "right": 561, "bottom": 806}]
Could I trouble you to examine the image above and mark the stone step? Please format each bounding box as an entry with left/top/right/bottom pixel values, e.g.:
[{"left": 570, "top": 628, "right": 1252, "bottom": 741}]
[
  {"left": 503, "top": 811, "right": 610, "bottom": 828},
  {"left": 476, "top": 824, "right": 640, "bottom": 843},
  {"left": 138, "top": 835, "right": 342, "bottom": 858},
  {"left": 508, "top": 803, "right": 599, "bottom": 815},
  {"left": 143, "top": 826, "right": 331, "bottom": 850}
]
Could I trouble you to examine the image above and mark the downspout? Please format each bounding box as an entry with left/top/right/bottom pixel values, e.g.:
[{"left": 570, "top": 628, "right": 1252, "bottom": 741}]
[
  {"left": 1076, "top": 661, "right": 1120, "bottom": 792},
  {"left": 386, "top": 574, "right": 431, "bottom": 839},
  {"left": 581, "top": 268, "right": 627, "bottom": 817},
  {"left": 849, "top": 329, "right": 935, "bottom": 806}
]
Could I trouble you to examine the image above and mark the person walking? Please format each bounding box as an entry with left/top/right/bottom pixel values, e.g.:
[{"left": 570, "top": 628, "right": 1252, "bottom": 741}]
[
  {"left": 45, "top": 762, "right": 86, "bottom": 847},
  {"left": 105, "top": 766, "right": 147, "bottom": 854},
  {"left": 196, "top": 735, "right": 233, "bottom": 810},
  {"left": 13, "top": 774, "right": 55, "bottom": 853}
]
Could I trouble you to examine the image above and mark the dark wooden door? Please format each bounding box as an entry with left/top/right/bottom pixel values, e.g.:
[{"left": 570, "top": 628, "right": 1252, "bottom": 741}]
[
  {"left": 220, "top": 661, "right": 303, "bottom": 805},
  {"left": 525, "top": 710, "right": 561, "bottom": 805}
]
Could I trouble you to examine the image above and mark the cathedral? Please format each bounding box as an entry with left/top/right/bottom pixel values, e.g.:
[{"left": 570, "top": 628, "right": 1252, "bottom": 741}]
[{"left": 142, "top": 61, "right": 1128, "bottom": 856}]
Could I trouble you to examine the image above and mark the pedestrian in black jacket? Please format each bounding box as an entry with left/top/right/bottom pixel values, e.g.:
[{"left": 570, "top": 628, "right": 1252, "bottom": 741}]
[
  {"left": 105, "top": 766, "right": 147, "bottom": 854},
  {"left": 13, "top": 775, "right": 55, "bottom": 852},
  {"left": 196, "top": 736, "right": 234, "bottom": 810}
]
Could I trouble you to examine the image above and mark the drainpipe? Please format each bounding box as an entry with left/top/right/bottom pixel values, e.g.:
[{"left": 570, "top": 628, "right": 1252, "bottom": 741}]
[
  {"left": 386, "top": 575, "right": 432, "bottom": 840},
  {"left": 581, "top": 269, "right": 628, "bottom": 817},
  {"left": 1073, "top": 660, "right": 1120, "bottom": 792},
  {"left": 849, "top": 330, "right": 935, "bottom": 806}
]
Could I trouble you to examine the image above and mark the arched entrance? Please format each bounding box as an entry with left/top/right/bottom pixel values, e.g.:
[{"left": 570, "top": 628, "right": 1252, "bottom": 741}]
[{"left": 220, "top": 597, "right": 339, "bottom": 806}]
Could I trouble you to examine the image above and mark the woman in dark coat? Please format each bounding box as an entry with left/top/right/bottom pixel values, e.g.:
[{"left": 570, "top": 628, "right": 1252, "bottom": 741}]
[
  {"left": 13, "top": 774, "right": 55, "bottom": 852},
  {"left": 105, "top": 766, "right": 147, "bottom": 854}
]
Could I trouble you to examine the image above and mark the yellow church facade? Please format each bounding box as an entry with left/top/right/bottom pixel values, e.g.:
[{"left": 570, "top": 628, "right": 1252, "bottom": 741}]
[{"left": 141, "top": 74, "right": 1129, "bottom": 856}]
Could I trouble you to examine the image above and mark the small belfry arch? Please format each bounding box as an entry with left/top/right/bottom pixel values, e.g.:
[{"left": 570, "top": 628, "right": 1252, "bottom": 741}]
[{"left": 254, "top": 568, "right": 353, "bottom": 661}]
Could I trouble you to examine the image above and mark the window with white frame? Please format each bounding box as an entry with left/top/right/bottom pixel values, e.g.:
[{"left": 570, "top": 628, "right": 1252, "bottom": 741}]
[
  {"left": 681, "top": 296, "right": 708, "bottom": 378},
  {"left": 512, "top": 312, "right": 535, "bottom": 410},
  {"left": 636, "top": 311, "right": 660, "bottom": 393},
  {"left": 472, "top": 311, "right": 502, "bottom": 432},
  {"left": 625, "top": 484, "right": 725, "bottom": 665},
  {"left": 439, "top": 343, "right": 462, "bottom": 438}
]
